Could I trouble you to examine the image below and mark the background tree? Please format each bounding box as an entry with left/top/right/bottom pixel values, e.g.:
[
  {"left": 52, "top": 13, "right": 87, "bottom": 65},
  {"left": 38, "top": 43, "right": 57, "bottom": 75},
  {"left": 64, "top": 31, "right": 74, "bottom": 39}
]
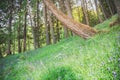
[
  {"left": 114, "top": 0, "right": 120, "bottom": 23},
  {"left": 43, "top": 3, "right": 51, "bottom": 45},
  {"left": 58, "top": 0, "right": 69, "bottom": 38},
  {"left": 7, "top": 0, "right": 14, "bottom": 55},
  {"left": 94, "top": 0, "right": 103, "bottom": 23}
]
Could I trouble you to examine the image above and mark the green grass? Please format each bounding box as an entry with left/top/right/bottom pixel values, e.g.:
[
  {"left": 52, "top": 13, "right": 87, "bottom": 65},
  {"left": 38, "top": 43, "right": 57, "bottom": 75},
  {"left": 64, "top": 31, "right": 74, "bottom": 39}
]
[{"left": 0, "top": 15, "right": 120, "bottom": 80}]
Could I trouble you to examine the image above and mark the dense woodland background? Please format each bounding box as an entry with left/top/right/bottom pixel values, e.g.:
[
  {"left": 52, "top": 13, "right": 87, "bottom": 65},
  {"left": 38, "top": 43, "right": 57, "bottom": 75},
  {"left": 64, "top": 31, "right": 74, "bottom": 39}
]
[
  {"left": 0, "top": 0, "right": 120, "bottom": 80},
  {"left": 0, "top": 0, "right": 120, "bottom": 57}
]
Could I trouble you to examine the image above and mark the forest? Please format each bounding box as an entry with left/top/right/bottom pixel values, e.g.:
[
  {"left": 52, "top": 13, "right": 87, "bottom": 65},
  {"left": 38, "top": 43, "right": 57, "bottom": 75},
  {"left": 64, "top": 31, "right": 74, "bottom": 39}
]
[{"left": 0, "top": 0, "right": 120, "bottom": 80}]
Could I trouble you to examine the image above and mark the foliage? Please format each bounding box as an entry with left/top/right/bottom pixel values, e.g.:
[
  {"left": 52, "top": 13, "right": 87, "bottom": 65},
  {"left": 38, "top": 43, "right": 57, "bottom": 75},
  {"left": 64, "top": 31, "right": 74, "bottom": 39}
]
[
  {"left": 87, "top": 10, "right": 99, "bottom": 26},
  {"left": 72, "top": 7, "right": 83, "bottom": 22},
  {"left": 72, "top": 7, "right": 99, "bottom": 26}
]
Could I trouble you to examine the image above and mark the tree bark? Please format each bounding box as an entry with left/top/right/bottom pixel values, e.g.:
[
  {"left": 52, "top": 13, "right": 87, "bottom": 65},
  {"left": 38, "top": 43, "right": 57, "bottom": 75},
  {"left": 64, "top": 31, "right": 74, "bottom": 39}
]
[{"left": 43, "top": 0, "right": 97, "bottom": 39}]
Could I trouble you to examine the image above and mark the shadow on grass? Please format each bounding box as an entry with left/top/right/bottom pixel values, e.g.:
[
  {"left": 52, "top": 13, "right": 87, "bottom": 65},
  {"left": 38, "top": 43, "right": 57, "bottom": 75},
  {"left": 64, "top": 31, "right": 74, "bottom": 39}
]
[
  {"left": 40, "top": 66, "right": 83, "bottom": 80},
  {"left": 0, "top": 54, "right": 24, "bottom": 79}
]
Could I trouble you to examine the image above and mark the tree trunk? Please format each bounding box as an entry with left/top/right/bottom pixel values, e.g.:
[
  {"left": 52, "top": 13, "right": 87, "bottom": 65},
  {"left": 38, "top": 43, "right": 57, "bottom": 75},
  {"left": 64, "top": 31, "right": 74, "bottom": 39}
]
[
  {"left": 0, "top": 45, "right": 1, "bottom": 57},
  {"left": 56, "top": 19, "right": 60, "bottom": 41},
  {"left": 43, "top": 3, "right": 51, "bottom": 45},
  {"left": 106, "top": 0, "right": 113, "bottom": 16},
  {"left": 23, "top": 6, "right": 27, "bottom": 52},
  {"left": 109, "top": 0, "right": 117, "bottom": 14},
  {"left": 64, "top": 0, "right": 73, "bottom": 21},
  {"left": 99, "top": 1, "right": 107, "bottom": 20},
  {"left": 48, "top": 11, "right": 56, "bottom": 44},
  {"left": 43, "top": 0, "right": 97, "bottom": 39},
  {"left": 64, "top": 0, "right": 75, "bottom": 36},
  {"left": 58, "top": 0, "right": 69, "bottom": 38},
  {"left": 81, "top": 4, "right": 86, "bottom": 24},
  {"left": 81, "top": 0, "right": 89, "bottom": 25},
  {"left": 27, "top": 0, "right": 37, "bottom": 49},
  {"left": 94, "top": 0, "right": 103, "bottom": 23},
  {"left": 18, "top": 15, "right": 21, "bottom": 53},
  {"left": 17, "top": 0, "right": 22, "bottom": 53},
  {"left": 114, "top": 0, "right": 120, "bottom": 23},
  {"left": 7, "top": 0, "right": 13, "bottom": 55},
  {"left": 36, "top": 0, "right": 40, "bottom": 47},
  {"left": 99, "top": 0, "right": 111, "bottom": 18}
]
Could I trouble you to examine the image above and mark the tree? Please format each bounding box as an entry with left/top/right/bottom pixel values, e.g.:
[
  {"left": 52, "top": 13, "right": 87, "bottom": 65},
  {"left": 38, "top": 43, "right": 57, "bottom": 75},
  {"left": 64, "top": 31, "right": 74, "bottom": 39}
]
[
  {"left": 81, "top": 0, "right": 89, "bottom": 25},
  {"left": 17, "top": 0, "right": 22, "bottom": 53},
  {"left": 48, "top": 11, "right": 56, "bottom": 44},
  {"left": 106, "top": 0, "right": 113, "bottom": 16},
  {"left": 43, "top": 3, "right": 51, "bottom": 45},
  {"left": 99, "top": 0, "right": 116, "bottom": 19},
  {"left": 36, "top": 0, "right": 41, "bottom": 48},
  {"left": 64, "top": 0, "right": 75, "bottom": 35},
  {"left": 94, "top": 0, "right": 103, "bottom": 23},
  {"left": 23, "top": 5, "right": 27, "bottom": 52},
  {"left": 7, "top": 0, "right": 13, "bottom": 55},
  {"left": 58, "top": 0, "right": 69, "bottom": 38},
  {"left": 43, "top": 0, "right": 97, "bottom": 39},
  {"left": 99, "top": 0, "right": 107, "bottom": 20},
  {"left": 55, "top": 19, "right": 60, "bottom": 41},
  {"left": 27, "top": 0, "right": 38, "bottom": 49},
  {"left": 114, "top": 0, "right": 120, "bottom": 23}
]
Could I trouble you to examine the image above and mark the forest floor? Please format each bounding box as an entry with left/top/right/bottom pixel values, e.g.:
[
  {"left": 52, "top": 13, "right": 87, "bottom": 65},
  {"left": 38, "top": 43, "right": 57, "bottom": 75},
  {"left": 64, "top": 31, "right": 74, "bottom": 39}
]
[{"left": 0, "top": 15, "right": 120, "bottom": 80}]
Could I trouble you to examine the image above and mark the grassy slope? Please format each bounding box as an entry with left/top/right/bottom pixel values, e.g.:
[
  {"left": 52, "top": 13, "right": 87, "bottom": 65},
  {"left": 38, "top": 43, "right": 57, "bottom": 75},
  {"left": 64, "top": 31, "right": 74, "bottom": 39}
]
[{"left": 0, "top": 15, "right": 120, "bottom": 80}]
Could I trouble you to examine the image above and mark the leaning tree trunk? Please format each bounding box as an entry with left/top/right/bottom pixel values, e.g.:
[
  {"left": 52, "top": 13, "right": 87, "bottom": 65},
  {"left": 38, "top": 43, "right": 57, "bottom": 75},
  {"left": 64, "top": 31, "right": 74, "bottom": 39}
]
[{"left": 43, "top": 0, "right": 97, "bottom": 39}]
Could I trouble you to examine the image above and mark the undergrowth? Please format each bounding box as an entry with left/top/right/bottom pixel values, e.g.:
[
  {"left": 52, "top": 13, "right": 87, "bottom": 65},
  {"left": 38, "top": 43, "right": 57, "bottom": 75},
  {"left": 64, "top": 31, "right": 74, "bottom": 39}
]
[{"left": 40, "top": 66, "right": 82, "bottom": 80}]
